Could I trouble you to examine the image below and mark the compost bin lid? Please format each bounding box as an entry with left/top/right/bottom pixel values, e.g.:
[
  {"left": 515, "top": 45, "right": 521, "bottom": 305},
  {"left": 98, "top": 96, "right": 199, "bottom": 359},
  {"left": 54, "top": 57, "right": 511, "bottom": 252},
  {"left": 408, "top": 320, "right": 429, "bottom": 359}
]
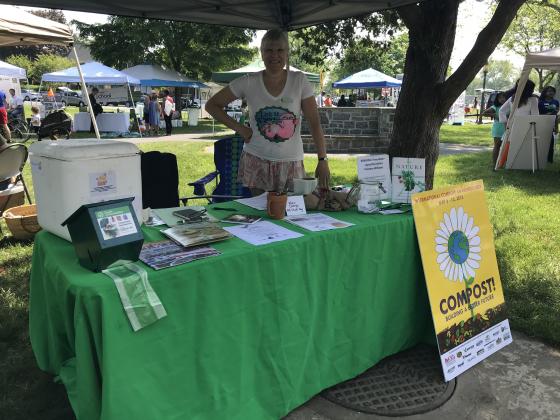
[{"left": 29, "top": 139, "right": 139, "bottom": 161}]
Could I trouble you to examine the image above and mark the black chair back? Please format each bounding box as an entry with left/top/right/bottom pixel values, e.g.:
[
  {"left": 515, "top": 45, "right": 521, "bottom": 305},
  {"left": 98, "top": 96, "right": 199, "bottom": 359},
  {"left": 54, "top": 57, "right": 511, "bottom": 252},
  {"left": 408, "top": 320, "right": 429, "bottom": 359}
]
[{"left": 140, "top": 151, "right": 179, "bottom": 209}]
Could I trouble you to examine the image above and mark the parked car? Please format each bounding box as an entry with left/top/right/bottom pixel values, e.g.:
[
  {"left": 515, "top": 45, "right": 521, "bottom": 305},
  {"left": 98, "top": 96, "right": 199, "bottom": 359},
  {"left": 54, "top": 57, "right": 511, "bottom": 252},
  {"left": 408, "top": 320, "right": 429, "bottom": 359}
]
[
  {"left": 42, "top": 88, "right": 86, "bottom": 107},
  {"left": 21, "top": 89, "right": 41, "bottom": 101}
]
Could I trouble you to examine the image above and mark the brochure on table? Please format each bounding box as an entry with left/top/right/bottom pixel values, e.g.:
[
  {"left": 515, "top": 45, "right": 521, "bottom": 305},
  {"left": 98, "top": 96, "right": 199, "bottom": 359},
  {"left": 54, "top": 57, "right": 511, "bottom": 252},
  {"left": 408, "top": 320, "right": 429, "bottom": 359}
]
[
  {"left": 162, "top": 223, "right": 231, "bottom": 248},
  {"left": 140, "top": 240, "right": 220, "bottom": 270},
  {"left": 391, "top": 157, "right": 426, "bottom": 203},
  {"left": 235, "top": 192, "right": 268, "bottom": 211},
  {"left": 284, "top": 213, "right": 354, "bottom": 232},
  {"left": 357, "top": 154, "right": 391, "bottom": 200},
  {"left": 411, "top": 180, "right": 512, "bottom": 382},
  {"left": 224, "top": 220, "right": 303, "bottom": 246}
]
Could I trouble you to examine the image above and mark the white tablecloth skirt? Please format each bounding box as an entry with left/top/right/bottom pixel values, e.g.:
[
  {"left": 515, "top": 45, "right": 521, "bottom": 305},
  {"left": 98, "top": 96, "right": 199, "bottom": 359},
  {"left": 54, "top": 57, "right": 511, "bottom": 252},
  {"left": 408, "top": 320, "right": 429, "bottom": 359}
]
[{"left": 73, "top": 112, "right": 130, "bottom": 132}]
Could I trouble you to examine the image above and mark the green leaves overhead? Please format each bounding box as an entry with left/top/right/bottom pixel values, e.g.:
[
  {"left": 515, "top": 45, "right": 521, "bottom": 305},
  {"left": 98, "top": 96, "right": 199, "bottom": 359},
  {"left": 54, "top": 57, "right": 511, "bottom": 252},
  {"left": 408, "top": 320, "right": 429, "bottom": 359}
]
[{"left": 74, "top": 17, "right": 256, "bottom": 80}]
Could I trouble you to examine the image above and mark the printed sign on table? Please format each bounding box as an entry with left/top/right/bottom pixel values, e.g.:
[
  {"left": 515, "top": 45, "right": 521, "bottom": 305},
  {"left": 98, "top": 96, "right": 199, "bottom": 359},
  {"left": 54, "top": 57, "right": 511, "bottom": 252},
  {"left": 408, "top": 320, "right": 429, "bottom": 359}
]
[
  {"left": 357, "top": 154, "right": 391, "bottom": 200},
  {"left": 391, "top": 158, "right": 425, "bottom": 203},
  {"left": 411, "top": 180, "right": 512, "bottom": 381}
]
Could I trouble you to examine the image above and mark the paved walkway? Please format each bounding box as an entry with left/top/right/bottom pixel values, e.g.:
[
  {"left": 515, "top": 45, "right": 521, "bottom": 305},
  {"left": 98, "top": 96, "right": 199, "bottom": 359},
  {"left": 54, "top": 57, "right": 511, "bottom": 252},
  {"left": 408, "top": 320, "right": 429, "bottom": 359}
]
[
  {"left": 116, "top": 132, "right": 491, "bottom": 157},
  {"left": 284, "top": 331, "right": 560, "bottom": 420}
]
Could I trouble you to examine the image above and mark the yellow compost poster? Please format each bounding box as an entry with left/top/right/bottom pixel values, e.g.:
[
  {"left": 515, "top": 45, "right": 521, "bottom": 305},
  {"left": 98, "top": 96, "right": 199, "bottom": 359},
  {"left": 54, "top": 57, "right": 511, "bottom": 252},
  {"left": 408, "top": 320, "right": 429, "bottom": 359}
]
[{"left": 411, "top": 180, "right": 512, "bottom": 381}]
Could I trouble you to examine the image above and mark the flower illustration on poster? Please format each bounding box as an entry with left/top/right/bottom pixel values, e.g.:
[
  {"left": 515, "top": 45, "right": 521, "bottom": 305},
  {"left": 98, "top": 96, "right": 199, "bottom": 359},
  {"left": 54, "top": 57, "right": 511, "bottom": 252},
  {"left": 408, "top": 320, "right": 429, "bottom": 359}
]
[{"left": 435, "top": 207, "right": 481, "bottom": 282}]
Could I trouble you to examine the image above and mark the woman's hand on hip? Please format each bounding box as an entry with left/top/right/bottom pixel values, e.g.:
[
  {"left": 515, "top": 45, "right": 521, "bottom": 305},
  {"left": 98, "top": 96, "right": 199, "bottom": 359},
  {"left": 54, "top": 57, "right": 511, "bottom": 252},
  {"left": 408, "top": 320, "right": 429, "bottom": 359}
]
[
  {"left": 315, "top": 160, "right": 331, "bottom": 189},
  {"left": 238, "top": 125, "right": 253, "bottom": 143}
]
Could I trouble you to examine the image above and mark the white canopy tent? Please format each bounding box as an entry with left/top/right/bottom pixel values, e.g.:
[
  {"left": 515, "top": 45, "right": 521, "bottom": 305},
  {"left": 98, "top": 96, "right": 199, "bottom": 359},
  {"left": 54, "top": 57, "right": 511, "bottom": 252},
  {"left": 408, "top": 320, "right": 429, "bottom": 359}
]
[
  {"left": 497, "top": 47, "right": 560, "bottom": 169},
  {"left": 0, "top": 60, "right": 26, "bottom": 79},
  {"left": 0, "top": 5, "right": 101, "bottom": 139}
]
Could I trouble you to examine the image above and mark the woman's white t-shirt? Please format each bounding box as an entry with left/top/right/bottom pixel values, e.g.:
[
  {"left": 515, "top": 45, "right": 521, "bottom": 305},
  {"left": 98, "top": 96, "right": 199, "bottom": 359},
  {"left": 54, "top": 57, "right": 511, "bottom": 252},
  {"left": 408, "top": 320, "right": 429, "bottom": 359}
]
[
  {"left": 229, "top": 70, "right": 314, "bottom": 162},
  {"left": 499, "top": 96, "right": 539, "bottom": 123}
]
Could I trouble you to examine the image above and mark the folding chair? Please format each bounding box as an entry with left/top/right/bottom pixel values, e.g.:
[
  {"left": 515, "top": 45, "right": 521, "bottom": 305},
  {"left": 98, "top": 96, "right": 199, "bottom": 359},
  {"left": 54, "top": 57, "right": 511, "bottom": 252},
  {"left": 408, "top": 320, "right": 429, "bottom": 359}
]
[
  {"left": 140, "top": 151, "right": 180, "bottom": 209},
  {"left": 0, "top": 143, "right": 32, "bottom": 235},
  {"left": 183, "top": 136, "right": 251, "bottom": 204}
]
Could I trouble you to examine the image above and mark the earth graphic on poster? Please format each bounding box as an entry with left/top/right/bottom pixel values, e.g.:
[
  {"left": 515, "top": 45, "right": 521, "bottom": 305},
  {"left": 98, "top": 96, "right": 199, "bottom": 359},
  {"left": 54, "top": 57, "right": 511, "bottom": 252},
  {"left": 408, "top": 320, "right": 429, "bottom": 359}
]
[{"left": 448, "top": 230, "right": 469, "bottom": 264}]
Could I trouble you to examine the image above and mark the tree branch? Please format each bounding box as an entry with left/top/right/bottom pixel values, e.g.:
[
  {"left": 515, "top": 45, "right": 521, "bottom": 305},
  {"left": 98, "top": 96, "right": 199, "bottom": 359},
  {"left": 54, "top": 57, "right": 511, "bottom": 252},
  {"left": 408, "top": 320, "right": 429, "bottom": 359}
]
[
  {"left": 396, "top": 3, "right": 422, "bottom": 28},
  {"left": 441, "top": 0, "right": 527, "bottom": 112},
  {"left": 535, "top": 0, "right": 560, "bottom": 14}
]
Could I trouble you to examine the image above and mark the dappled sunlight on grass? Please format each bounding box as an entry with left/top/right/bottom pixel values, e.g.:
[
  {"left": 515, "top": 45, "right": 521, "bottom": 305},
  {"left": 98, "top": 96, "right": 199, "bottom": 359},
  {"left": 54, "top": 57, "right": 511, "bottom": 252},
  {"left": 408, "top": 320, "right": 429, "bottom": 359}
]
[{"left": 435, "top": 152, "right": 560, "bottom": 344}]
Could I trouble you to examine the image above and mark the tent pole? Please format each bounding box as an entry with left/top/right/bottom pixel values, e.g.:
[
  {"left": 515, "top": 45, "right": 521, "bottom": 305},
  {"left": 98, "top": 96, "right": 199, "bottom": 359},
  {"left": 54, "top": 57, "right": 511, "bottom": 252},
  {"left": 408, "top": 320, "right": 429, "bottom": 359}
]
[
  {"left": 72, "top": 46, "right": 100, "bottom": 139},
  {"left": 126, "top": 82, "right": 141, "bottom": 137}
]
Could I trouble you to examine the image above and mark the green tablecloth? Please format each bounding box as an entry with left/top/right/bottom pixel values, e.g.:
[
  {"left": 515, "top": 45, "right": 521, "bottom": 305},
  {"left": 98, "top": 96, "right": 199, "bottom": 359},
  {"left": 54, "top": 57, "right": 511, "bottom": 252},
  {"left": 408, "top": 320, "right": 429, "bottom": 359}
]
[{"left": 30, "top": 205, "right": 433, "bottom": 420}]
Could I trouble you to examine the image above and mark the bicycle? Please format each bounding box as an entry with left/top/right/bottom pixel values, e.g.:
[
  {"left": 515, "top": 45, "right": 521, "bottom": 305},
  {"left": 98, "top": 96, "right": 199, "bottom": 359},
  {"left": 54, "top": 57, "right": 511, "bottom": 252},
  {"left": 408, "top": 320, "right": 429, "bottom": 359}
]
[{"left": 7, "top": 115, "right": 33, "bottom": 143}]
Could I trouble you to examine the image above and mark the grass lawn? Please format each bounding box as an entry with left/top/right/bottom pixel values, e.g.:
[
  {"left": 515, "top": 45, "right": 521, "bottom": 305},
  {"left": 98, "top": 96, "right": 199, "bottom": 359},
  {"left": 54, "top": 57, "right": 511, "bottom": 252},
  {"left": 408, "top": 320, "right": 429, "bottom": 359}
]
[
  {"left": 1, "top": 127, "right": 559, "bottom": 418},
  {"left": 439, "top": 121, "right": 494, "bottom": 146}
]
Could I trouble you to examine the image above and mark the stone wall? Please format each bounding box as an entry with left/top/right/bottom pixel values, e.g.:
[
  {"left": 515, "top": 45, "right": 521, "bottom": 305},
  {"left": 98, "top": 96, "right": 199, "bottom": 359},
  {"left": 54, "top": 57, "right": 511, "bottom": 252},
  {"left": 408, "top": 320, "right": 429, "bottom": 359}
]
[{"left": 300, "top": 107, "right": 395, "bottom": 154}]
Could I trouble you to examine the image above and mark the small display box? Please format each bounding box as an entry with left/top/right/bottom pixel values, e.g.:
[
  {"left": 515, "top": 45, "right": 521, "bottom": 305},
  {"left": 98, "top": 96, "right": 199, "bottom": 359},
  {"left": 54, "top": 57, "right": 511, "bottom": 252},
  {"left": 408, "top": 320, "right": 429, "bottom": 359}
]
[{"left": 62, "top": 198, "right": 144, "bottom": 272}]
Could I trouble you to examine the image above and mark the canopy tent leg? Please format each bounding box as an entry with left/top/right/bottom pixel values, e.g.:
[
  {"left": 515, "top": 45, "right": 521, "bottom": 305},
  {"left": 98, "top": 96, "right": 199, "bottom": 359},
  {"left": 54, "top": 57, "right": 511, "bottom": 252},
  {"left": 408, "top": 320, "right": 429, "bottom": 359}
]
[
  {"left": 72, "top": 46, "right": 100, "bottom": 139},
  {"left": 126, "top": 83, "right": 142, "bottom": 138}
]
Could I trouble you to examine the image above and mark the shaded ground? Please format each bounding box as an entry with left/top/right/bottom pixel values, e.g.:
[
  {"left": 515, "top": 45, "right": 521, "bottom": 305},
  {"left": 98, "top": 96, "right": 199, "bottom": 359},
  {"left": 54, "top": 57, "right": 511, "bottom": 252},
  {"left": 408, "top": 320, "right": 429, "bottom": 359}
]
[{"left": 285, "top": 331, "right": 560, "bottom": 420}]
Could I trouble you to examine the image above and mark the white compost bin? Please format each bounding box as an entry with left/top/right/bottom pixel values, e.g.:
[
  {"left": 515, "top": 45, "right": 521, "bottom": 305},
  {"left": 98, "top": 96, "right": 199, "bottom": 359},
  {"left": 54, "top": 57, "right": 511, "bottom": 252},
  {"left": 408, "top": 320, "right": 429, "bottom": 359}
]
[{"left": 29, "top": 139, "right": 142, "bottom": 241}]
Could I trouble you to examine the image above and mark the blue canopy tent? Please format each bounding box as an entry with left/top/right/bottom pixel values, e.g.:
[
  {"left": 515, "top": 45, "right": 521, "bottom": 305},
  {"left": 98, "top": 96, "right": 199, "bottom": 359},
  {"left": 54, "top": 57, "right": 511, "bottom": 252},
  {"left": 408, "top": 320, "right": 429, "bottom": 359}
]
[
  {"left": 42, "top": 61, "right": 140, "bottom": 85},
  {"left": 332, "top": 68, "right": 402, "bottom": 88},
  {"left": 42, "top": 62, "right": 142, "bottom": 136},
  {"left": 122, "top": 64, "right": 207, "bottom": 89}
]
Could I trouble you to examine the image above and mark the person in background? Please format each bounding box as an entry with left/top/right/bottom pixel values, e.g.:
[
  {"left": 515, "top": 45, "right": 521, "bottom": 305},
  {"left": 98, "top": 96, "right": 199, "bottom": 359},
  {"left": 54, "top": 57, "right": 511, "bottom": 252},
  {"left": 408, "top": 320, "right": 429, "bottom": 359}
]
[
  {"left": 30, "top": 106, "right": 41, "bottom": 133},
  {"left": 143, "top": 94, "right": 151, "bottom": 129},
  {"left": 315, "top": 91, "right": 325, "bottom": 107},
  {"left": 538, "top": 86, "right": 559, "bottom": 163},
  {"left": 88, "top": 87, "right": 103, "bottom": 133},
  {"left": 0, "top": 90, "right": 10, "bottom": 142},
  {"left": 324, "top": 94, "right": 333, "bottom": 107},
  {"left": 205, "top": 28, "right": 330, "bottom": 194},
  {"left": 162, "top": 89, "right": 175, "bottom": 136},
  {"left": 8, "top": 88, "right": 24, "bottom": 121},
  {"left": 499, "top": 80, "right": 539, "bottom": 124},
  {"left": 482, "top": 92, "right": 506, "bottom": 167},
  {"left": 148, "top": 91, "right": 161, "bottom": 136},
  {"left": 337, "top": 94, "right": 348, "bottom": 107}
]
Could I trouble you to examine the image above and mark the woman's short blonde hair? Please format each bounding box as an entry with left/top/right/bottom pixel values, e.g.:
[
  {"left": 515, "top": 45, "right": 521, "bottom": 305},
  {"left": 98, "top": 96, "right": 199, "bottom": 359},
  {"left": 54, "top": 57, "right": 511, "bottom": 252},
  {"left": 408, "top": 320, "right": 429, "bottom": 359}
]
[{"left": 261, "top": 29, "right": 289, "bottom": 51}]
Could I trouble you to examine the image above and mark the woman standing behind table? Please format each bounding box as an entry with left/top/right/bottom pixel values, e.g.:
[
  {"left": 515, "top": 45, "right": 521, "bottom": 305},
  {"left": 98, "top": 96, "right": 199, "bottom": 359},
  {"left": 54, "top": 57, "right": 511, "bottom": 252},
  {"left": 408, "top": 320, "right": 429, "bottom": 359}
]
[
  {"left": 482, "top": 92, "right": 506, "bottom": 167},
  {"left": 499, "top": 80, "right": 539, "bottom": 124},
  {"left": 538, "top": 86, "right": 559, "bottom": 163},
  {"left": 205, "top": 29, "right": 330, "bottom": 195}
]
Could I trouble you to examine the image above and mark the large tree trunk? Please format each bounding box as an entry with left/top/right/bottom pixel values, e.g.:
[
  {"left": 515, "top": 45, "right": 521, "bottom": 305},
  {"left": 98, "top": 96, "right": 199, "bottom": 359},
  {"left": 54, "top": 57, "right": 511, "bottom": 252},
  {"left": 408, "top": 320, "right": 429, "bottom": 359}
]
[{"left": 390, "top": 0, "right": 527, "bottom": 189}]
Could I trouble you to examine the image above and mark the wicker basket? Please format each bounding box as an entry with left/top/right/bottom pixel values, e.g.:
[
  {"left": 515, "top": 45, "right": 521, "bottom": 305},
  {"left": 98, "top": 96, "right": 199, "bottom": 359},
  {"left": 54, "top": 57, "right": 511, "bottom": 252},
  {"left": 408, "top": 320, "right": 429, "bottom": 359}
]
[{"left": 4, "top": 204, "right": 42, "bottom": 240}]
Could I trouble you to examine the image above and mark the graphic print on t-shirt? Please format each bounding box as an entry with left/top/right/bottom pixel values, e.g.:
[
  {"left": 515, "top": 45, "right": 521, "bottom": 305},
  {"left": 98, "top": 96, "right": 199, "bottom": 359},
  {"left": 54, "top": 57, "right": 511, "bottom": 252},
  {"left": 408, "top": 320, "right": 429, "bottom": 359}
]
[{"left": 255, "top": 106, "right": 298, "bottom": 143}]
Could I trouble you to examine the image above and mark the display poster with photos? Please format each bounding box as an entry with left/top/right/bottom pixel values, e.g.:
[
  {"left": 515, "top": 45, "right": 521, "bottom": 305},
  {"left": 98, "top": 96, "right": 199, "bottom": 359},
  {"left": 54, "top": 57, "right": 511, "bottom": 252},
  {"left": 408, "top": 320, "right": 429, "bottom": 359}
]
[
  {"left": 411, "top": 180, "right": 512, "bottom": 381},
  {"left": 391, "top": 157, "right": 425, "bottom": 203},
  {"left": 95, "top": 206, "right": 138, "bottom": 240}
]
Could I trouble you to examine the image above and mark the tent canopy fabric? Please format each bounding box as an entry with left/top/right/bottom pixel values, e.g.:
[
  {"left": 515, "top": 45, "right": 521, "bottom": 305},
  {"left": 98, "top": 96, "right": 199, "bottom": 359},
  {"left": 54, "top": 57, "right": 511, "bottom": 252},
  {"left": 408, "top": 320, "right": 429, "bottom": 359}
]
[
  {"left": 42, "top": 61, "right": 141, "bottom": 85},
  {"left": 2, "top": 1, "right": 419, "bottom": 30},
  {"left": 0, "top": 60, "right": 26, "bottom": 79},
  {"left": 0, "top": 5, "right": 73, "bottom": 46},
  {"left": 122, "top": 64, "right": 208, "bottom": 88},
  {"left": 521, "top": 47, "right": 560, "bottom": 72},
  {"left": 332, "top": 68, "right": 402, "bottom": 88},
  {"left": 212, "top": 58, "right": 320, "bottom": 83}
]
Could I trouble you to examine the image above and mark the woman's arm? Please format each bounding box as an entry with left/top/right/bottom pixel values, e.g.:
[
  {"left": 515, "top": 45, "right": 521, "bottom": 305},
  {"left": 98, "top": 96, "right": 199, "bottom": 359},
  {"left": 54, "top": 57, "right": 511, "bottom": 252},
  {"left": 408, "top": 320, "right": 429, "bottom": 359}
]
[
  {"left": 498, "top": 98, "right": 511, "bottom": 123},
  {"left": 205, "top": 87, "right": 252, "bottom": 142},
  {"left": 301, "top": 96, "right": 330, "bottom": 189},
  {"left": 530, "top": 96, "right": 540, "bottom": 115}
]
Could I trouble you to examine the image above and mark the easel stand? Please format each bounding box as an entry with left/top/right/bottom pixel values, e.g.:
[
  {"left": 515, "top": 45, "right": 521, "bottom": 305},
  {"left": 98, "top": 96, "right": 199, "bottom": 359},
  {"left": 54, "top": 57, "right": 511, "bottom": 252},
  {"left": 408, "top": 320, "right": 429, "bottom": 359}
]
[{"left": 508, "top": 122, "right": 540, "bottom": 173}]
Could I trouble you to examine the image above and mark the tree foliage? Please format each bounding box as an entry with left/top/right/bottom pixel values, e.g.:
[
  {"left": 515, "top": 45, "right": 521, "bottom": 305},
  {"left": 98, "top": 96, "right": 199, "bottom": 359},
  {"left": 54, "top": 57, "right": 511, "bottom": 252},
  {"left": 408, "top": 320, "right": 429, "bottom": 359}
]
[
  {"left": 5, "top": 53, "right": 73, "bottom": 84},
  {"left": 329, "top": 33, "right": 408, "bottom": 84},
  {"left": 74, "top": 17, "right": 256, "bottom": 80},
  {"left": 466, "top": 59, "right": 517, "bottom": 94},
  {"left": 501, "top": 1, "right": 560, "bottom": 89},
  {"left": 0, "top": 9, "right": 70, "bottom": 60}
]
